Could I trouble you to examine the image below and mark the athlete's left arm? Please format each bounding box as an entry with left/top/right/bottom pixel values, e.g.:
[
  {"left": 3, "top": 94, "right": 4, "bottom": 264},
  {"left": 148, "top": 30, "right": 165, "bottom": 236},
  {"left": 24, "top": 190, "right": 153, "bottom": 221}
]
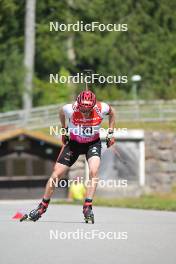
[
  {"left": 106, "top": 106, "right": 116, "bottom": 147},
  {"left": 108, "top": 106, "right": 116, "bottom": 132}
]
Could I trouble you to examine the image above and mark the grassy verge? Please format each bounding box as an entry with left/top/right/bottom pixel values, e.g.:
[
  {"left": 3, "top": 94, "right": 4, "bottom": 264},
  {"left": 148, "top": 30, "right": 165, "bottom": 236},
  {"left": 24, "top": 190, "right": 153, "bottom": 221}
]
[
  {"left": 36, "top": 121, "right": 176, "bottom": 135},
  {"left": 118, "top": 121, "right": 176, "bottom": 132},
  {"left": 101, "top": 121, "right": 176, "bottom": 132},
  {"left": 52, "top": 193, "right": 176, "bottom": 211}
]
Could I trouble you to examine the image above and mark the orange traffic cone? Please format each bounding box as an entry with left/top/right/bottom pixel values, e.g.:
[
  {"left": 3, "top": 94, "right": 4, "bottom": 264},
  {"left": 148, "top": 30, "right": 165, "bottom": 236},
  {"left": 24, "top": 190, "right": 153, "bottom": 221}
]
[{"left": 12, "top": 211, "right": 24, "bottom": 220}]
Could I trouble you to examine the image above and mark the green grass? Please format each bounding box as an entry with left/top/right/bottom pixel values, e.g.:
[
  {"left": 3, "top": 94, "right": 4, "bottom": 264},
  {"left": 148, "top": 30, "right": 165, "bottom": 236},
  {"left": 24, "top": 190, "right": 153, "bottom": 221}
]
[
  {"left": 52, "top": 193, "right": 176, "bottom": 211},
  {"left": 93, "top": 195, "right": 176, "bottom": 211},
  {"left": 35, "top": 121, "right": 176, "bottom": 135},
  {"left": 102, "top": 121, "right": 176, "bottom": 132},
  {"left": 118, "top": 121, "right": 176, "bottom": 132}
]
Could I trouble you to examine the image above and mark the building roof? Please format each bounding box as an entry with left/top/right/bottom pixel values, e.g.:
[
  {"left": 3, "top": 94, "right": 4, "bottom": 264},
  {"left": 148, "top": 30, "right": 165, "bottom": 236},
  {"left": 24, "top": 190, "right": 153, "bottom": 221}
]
[{"left": 0, "top": 129, "right": 61, "bottom": 146}]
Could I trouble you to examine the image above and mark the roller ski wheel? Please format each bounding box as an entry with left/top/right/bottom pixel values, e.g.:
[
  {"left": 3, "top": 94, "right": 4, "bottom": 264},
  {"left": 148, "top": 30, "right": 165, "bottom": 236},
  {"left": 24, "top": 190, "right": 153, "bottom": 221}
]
[
  {"left": 83, "top": 203, "right": 95, "bottom": 224},
  {"left": 20, "top": 214, "right": 29, "bottom": 222},
  {"left": 19, "top": 212, "right": 40, "bottom": 222},
  {"left": 20, "top": 201, "right": 48, "bottom": 222},
  {"left": 84, "top": 214, "right": 94, "bottom": 224}
]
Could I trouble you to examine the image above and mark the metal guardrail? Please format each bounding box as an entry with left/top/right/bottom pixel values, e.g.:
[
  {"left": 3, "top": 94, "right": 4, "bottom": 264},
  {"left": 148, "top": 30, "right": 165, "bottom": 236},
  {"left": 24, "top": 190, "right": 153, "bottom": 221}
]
[{"left": 0, "top": 100, "right": 176, "bottom": 131}]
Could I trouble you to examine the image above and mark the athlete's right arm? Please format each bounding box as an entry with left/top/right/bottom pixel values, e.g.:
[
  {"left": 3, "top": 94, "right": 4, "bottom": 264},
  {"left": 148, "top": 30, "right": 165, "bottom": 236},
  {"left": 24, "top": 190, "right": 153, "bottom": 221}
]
[
  {"left": 59, "top": 104, "right": 73, "bottom": 127},
  {"left": 59, "top": 107, "right": 66, "bottom": 128},
  {"left": 59, "top": 104, "right": 73, "bottom": 144},
  {"left": 59, "top": 107, "right": 69, "bottom": 144}
]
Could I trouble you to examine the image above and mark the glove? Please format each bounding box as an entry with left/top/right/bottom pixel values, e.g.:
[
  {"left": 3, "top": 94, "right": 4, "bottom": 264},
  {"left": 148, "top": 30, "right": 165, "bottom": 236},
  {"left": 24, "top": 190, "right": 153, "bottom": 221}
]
[
  {"left": 106, "top": 130, "right": 115, "bottom": 148},
  {"left": 61, "top": 127, "right": 70, "bottom": 145}
]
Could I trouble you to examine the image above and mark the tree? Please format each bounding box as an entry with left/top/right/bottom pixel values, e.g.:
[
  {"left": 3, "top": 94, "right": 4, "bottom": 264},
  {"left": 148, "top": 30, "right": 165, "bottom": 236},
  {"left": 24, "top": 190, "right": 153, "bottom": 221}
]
[
  {"left": 1, "top": 0, "right": 176, "bottom": 112},
  {"left": 23, "top": 0, "right": 36, "bottom": 112}
]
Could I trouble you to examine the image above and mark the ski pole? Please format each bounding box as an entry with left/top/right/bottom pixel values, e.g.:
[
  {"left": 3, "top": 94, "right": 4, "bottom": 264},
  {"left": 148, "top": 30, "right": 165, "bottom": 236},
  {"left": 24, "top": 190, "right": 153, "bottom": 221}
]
[{"left": 83, "top": 69, "right": 92, "bottom": 91}]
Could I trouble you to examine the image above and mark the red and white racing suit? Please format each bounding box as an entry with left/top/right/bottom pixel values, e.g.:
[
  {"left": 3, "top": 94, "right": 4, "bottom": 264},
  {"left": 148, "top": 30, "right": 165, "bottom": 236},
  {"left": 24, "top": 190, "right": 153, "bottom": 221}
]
[
  {"left": 63, "top": 101, "right": 110, "bottom": 143},
  {"left": 57, "top": 101, "right": 111, "bottom": 167}
]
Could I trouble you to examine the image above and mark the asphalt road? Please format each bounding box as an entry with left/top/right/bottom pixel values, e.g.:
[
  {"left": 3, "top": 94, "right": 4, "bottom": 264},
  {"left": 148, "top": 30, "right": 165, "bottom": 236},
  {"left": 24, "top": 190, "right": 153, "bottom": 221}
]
[{"left": 0, "top": 201, "right": 176, "bottom": 264}]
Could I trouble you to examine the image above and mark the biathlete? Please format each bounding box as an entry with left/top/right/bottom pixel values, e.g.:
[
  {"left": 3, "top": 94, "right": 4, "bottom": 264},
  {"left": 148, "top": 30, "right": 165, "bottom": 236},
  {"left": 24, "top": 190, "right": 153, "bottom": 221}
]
[{"left": 21, "top": 90, "right": 115, "bottom": 223}]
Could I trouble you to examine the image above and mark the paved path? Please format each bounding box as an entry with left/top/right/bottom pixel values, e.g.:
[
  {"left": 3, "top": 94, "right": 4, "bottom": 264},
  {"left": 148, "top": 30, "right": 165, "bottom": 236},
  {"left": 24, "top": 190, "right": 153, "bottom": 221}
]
[{"left": 1, "top": 201, "right": 176, "bottom": 264}]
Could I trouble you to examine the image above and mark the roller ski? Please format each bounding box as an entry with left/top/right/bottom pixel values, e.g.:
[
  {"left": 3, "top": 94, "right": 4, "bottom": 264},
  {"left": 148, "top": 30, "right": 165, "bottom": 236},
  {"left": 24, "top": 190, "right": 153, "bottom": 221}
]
[
  {"left": 20, "top": 200, "right": 49, "bottom": 222},
  {"left": 83, "top": 202, "right": 94, "bottom": 224}
]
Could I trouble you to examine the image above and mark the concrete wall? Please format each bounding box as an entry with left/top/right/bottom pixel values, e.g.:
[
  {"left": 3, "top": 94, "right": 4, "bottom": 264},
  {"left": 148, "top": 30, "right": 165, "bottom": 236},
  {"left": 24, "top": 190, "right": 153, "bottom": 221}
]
[
  {"left": 145, "top": 131, "right": 176, "bottom": 192},
  {"left": 68, "top": 131, "right": 176, "bottom": 195}
]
